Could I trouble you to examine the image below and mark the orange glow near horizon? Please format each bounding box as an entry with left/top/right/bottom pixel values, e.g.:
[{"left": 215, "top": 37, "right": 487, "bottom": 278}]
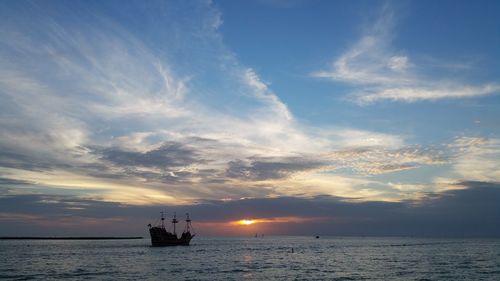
[
  {"left": 230, "top": 216, "right": 320, "bottom": 226},
  {"left": 196, "top": 216, "right": 327, "bottom": 236}
]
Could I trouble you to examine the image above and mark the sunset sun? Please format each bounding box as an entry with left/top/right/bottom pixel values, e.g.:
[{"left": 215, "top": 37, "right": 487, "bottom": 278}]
[{"left": 239, "top": 219, "right": 255, "bottom": 226}]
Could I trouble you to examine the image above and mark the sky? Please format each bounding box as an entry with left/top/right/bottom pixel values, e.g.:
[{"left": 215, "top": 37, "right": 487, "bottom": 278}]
[{"left": 0, "top": 0, "right": 499, "bottom": 237}]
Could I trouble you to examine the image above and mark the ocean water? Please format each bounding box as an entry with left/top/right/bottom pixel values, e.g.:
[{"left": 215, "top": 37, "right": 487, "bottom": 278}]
[{"left": 1, "top": 236, "right": 500, "bottom": 280}]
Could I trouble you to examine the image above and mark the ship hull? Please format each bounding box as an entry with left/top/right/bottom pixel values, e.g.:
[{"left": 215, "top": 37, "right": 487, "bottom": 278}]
[{"left": 149, "top": 227, "right": 193, "bottom": 247}]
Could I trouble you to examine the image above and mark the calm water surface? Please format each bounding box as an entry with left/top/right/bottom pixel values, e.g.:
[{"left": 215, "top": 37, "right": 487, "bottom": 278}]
[{"left": 1, "top": 236, "right": 499, "bottom": 280}]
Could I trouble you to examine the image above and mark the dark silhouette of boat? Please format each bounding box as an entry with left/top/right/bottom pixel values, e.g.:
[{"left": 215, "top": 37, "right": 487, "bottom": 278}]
[{"left": 148, "top": 212, "right": 195, "bottom": 246}]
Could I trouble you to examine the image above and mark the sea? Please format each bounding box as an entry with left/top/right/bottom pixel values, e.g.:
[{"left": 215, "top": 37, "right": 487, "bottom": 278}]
[{"left": 1, "top": 236, "right": 499, "bottom": 280}]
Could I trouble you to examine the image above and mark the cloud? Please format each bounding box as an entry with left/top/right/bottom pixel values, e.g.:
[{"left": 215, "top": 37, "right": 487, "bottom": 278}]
[
  {"left": 323, "top": 129, "right": 405, "bottom": 148},
  {"left": 356, "top": 84, "right": 500, "bottom": 104},
  {"left": 225, "top": 156, "right": 325, "bottom": 181},
  {"left": 312, "top": 5, "right": 500, "bottom": 104},
  {"left": 326, "top": 145, "right": 447, "bottom": 175},
  {"left": 1, "top": 181, "right": 499, "bottom": 236},
  {"left": 0, "top": 1, "right": 488, "bottom": 208},
  {"left": 449, "top": 137, "right": 500, "bottom": 182},
  {"left": 243, "top": 68, "right": 292, "bottom": 121},
  {"left": 387, "top": 55, "right": 409, "bottom": 71},
  {"left": 96, "top": 141, "right": 204, "bottom": 169},
  {"left": 173, "top": 180, "right": 500, "bottom": 236}
]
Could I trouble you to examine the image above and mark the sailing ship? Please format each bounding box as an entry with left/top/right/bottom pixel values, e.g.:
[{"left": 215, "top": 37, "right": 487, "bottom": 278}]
[{"left": 148, "top": 212, "right": 195, "bottom": 246}]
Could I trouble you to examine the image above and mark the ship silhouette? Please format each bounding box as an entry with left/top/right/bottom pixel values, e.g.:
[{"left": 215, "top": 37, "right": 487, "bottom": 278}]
[{"left": 148, "top": 212, "right": 195, "bottom": 246}]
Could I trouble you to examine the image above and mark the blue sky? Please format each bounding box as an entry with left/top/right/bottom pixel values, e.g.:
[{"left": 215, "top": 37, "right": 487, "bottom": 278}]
[{"left": 0, "top": 0, "right": 499, "bottom": 236}]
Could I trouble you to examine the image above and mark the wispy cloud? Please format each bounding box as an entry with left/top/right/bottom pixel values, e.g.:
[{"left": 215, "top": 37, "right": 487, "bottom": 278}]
[
  {"left": 449, "top": 137, "right": 500, "bottom": 182},
  {"left": 312, "top": 5, "right": 500, "bottom": 104},
  {"left": 0, "top": 1, "right": 330, "bottom": 203},
  {"left": 327, "top": 145, "right": 447, "bottom": 175}
]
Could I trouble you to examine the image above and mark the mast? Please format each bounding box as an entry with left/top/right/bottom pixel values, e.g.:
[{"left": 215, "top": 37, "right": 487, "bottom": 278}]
[
  {"left": 172, "top": 212, "right": 178, "bottom": 235},
  {"left": 161, "top": 211, "right": 165, "bottom": 228},
  {"left": 185, "top": 213, "right": 192, "bottom": 233}
]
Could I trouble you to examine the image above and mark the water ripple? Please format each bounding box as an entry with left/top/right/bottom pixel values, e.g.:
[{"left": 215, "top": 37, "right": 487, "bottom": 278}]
[{"left": 0, "top": 237, "right": 499, "bottom": 280}]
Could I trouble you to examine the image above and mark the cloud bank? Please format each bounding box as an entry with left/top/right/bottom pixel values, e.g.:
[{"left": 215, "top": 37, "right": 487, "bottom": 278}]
[{"left": 1, "top": 181, "right": 499, "bottom": 237}]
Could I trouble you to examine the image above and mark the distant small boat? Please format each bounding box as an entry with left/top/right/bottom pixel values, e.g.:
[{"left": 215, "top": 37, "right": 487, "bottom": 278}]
[{"left": 148, "top": 212, "right": 195, "bottom": 246}]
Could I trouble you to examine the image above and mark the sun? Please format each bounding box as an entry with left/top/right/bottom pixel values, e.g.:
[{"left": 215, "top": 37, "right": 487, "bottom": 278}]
[{"left": 239, "top": 219, "right": 255, "bottom": 225}]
